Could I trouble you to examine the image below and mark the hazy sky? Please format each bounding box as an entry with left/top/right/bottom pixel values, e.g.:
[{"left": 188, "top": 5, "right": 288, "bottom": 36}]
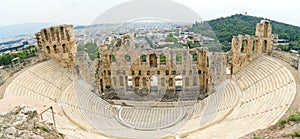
[{"left": 0, "top": 0, "right": 299, "bottom": 27}]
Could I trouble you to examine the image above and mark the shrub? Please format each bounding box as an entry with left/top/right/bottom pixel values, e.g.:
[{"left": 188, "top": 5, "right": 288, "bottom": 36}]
[
  {"left": 253, "top": 136, "right": 262, "bottom": 139},
  {"left": 58, "top": 132, "right": 65, "bottom": 137},
  {"left": 38, "top": 126, "right": 49, "bottom": 132},
  {"left": 290, "top": 131, "right": 300, "bottom": 137},
  {"left": 279, "top": 119, "right": 287, "bottom": 125},
  {"left": 288, "top": 114, "right": 299, "bottom": 121}
]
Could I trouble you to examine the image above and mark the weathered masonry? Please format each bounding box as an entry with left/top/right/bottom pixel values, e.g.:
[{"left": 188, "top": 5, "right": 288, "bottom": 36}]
[
  {"left": 228, "top": 20, "right": 278, "bottom": 74},
  {"left": 35, "top": 25, "right": 77, "bottom": 70}
]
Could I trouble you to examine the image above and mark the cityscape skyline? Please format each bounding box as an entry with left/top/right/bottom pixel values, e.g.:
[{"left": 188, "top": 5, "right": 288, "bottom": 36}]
[{"left": 0, "top": 0, "right": 299, "bottom": 27}]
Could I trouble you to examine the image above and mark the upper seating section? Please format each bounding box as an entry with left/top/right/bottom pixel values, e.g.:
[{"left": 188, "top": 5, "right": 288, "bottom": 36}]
[{"left": 4, "top": 60, "right": 73, "bottom": 102}]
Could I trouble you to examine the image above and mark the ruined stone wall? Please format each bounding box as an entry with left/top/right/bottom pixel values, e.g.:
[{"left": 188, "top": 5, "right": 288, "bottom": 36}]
[
  {"left": 0, "top": 69, "right": 10, "bottom": 85},
  {"left": 209, "top": 53, "right": 227, "bottom": 93},
  {"left": 228, "top": 20, "right": 278, "bottom": 74},
  {"left": 95, "top": 45, "right": 211, "bottom": 100},
  {"left": 272, "top": 50, "right": 299, "bottom": 68},
  {"left": 74, "top": 52, "right": 95, "bottom": 83},
  {"left": 35, "top": 25, "right": 76, "bottom": 71}
]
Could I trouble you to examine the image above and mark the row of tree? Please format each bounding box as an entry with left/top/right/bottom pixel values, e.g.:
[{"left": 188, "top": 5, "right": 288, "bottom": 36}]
[{"left": 0, "top": 45, "right": 37, "bottom": 66}]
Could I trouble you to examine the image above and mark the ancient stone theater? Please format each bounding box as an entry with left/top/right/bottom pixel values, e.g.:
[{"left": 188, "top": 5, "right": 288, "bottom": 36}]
[{"left": 2, "top": 20, "right": 299, "bottom": 139}]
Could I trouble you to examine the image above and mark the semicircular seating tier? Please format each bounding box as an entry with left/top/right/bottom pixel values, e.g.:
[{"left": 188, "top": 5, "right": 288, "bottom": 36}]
[{"left": 4, "top": 56, "right": 297, "bottom": 139}]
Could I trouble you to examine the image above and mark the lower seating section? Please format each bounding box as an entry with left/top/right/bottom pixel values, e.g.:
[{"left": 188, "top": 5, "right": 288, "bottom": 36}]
[
  {"left": 119, "top": 106, "right": 185, "bottom": 129},
  {"left": 185, "top": 56, "right": 296, "bottom": 138}
]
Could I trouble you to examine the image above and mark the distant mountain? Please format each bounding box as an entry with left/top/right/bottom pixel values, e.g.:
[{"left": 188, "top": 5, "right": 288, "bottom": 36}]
[
  {"left": 0, "top": 23, "right": 55, "bottom": 38},
  {"left": 189, "top": 14, "right": 300, "bottom": 44}
]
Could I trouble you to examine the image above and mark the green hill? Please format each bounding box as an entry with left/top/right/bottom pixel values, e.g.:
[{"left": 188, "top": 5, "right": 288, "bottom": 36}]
[{"left": 189, "top": 14, "right": 300, "bottom": 45}]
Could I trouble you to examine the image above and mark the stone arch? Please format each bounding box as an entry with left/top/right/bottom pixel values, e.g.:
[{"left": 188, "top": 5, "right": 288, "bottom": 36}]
[
  {"left": 50, "top": 28, "right": 56, "bottom": 41},
  {"left": 264, "top": 22, "right": 269, "bottom": 38},
  {"left": 135, "top": 77, "right": 140, "bottom": 87},
  {"left": 160, "top": 54, "right": 166, "bottom": 65},
  {"left": 127, "top": 76, "right": 133, "bottom": 88},
  {"left": 105, "top": 77, "right": 111, "bottom": 89},
  {"left": 243, "top": 39, "right": 249, "bottom": 53},
  {"left": 125, "top": 55, "right": 131, "bottom": 62},
  {"left": 262, "top": 40, "right": 268, "bottom": 53},
  {"left": 119, "top": 76, "right": 124, "bottom": 86},
  {"left": 185, "top": 77, "right": 189, "bottom": 87},
  {"left": 176, "top": 54, "right": 182, "bottom": 64},
  {"left": 46, "top": 46, "right": 51, "bottom": 54},
  {"left": 100, "top": 79, "right": 103, "bottom": 92},
  {"left": 141, "top": 55, "right": 147, "bottom": 63},
  {"left": 60, "top": 27, "right": 65, "bottom": 40},
  {"left": 142, "top": 77, "right": 147, "bottom": 87},
  {"left": 53, "top": 45, "right": 58, "bottom": 54},
  {"left": 161, "top": 77, "right": 165, "bottom": 87},
  {"left": 151, "top": 75, "right": 158, "bottom": 87},
  {"left": 150, "top": 54, "right": 157, "bottom": 67},
  {"left": 175, "top": 75, "right": 183, "bottom": 90},
  {"left": 193, "top": 76, "right": 198, "bottom": 86},
  {"left": 62, "top": 44, "right": 67, "bottom": 53},
  {"left": 43, "top": 30, "right": 49, "bottom": 41},
  {"left": 168, "top": 78, "right": 173, "bottom": 87},
  {"left": 192, "top": 53, "right": 198, "bottom": 61}
]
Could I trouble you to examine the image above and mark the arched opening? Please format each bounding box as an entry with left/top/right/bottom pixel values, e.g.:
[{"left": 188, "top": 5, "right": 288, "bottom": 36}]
[
  {"left": 185, "top": 77, "right": 189, "bottom": 87},
  {"left": 46, "top": 46, "right": 51, "bottom": 54},
  {"left": 241, "top": 40, "right": 245, "bottom": 53},
  {"left": 161, "top": 77, "right": 165, "bottom": 87},
  {"left": 150, "top": 54, "right": 157, "bottom": 67},
  {"left": 175, "top": 75, "right": 183, "bottom": 91},
  {"left": 151, "top": 75, "right": 158, "bottom": 87},
  {"left": 105, "top": 77, "right": 111, "bottom": 89},
  {"left": 264, "top": 22, "right": 269, "bottom": 38},
  {"left": 243, "top": 40, "right": 248, "bottom": 53},
  {"left": 192, "top": 53, "right": 198, "bottom": 61},
  {"left": 142, "top": 77, "right": 147, "bottom": 87},
  {"left": 206, "top": 58, "right": 209, "bottom": 67},
  {"left": 168, "top": 78, "right": 173, "bottom": 87},
  {"left": 127, "top": 76, "right": 132, "bottom": 89},
  {"left": 125, "top": 55, "right": 131, "bottom": 62},
  {"left": 56, "top": 31, "right": 60, "bottom": 42},
  {"left": 160, "top": 54, "right": 166, "bottom": 65},
  {"left": 53, "top": 45, "right": 58, "bottom": 54},
  {"left": 141, "top": 55, "right": 147, "bottom": 63},
  {"left": 62, "top": 44, "right": 67, "bottom": 53},
  {"left": 111, "top": 55, "right": 116, "bottom": 62},
  {"left": 119, "top": 76, "right": 124, "bottom": 86},
  {"left": 262, "top": 40, "right": 268, "bottom": 53},
  {"left": 193, "top": 76, "right": 198, "bottom": 86},
  {"left": 60, "top": 27, "right": 65, "bottom": 40},
  {"left": 176, "top": 54, "right": 182, "bottom": 64},
  {"left": 50, "top": 28, "right": 56, "bottom": 41},
  {"left": 100, "top": 79, "right": 103, "bottom": 92},
  {"left": 43, "top": 30, "right": 49, "bottom": 41},
  {"left": 66, "top": 30, "right": 70, "bottom": 41},
  {"left": 113, "top": 77, "right": 116, "bottom": 87},
  {"left": 252, "top": 40, "right": 255, "bottom": 52},
  {"left": 135, "top": 77, "right": 140, "bottom": 87}
]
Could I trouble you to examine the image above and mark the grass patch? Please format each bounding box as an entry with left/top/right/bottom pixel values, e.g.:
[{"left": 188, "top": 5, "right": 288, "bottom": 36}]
[
  {"left": 288, "top": 114, "right": 300, "bottom": 121},
  {"left": 253, "top": 136, "right": 262, "bottom": 139},
  {"left": 58, "top": 132, "right": 65, "bottom": 137},
  {"left": 38, "top": 126, "right": 49, "bottom": 132},
  {"left": 290, "top": 131, "right": 300, "bottom": 137},
  {"left": 279, "top": 119, "right": 287, "bottom": 125}
]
